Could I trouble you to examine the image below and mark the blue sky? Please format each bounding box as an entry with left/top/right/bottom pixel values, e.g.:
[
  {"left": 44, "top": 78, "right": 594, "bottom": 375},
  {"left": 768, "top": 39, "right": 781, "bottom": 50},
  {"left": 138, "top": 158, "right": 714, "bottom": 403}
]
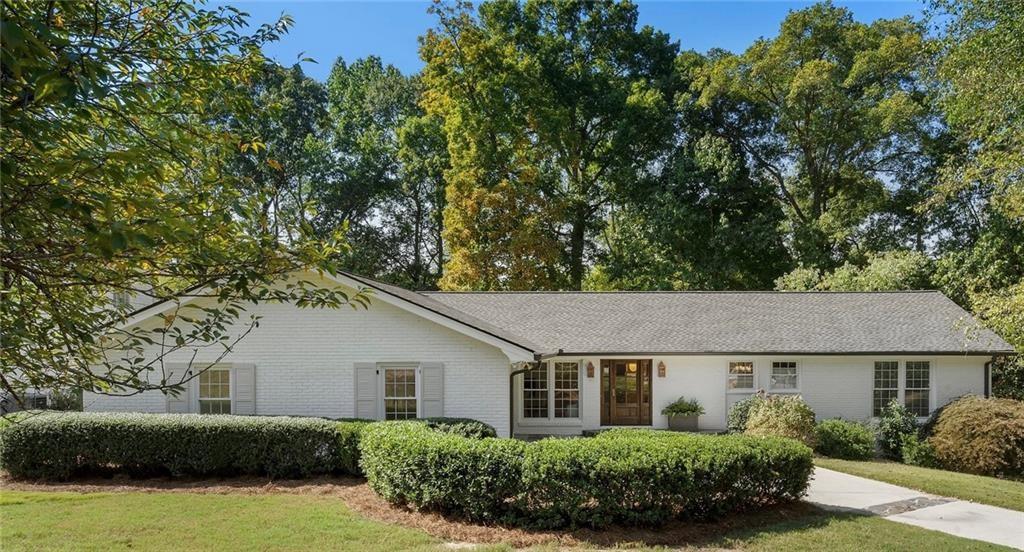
[{"left": 224, "top": 1, "right": 926, "bottom": 80}]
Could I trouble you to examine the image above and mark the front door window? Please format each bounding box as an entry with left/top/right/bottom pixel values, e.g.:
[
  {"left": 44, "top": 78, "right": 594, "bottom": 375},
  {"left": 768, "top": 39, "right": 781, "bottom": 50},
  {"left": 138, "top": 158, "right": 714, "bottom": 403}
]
[{"left": 601, "top": 359, "right": 652, "bottom": 425}]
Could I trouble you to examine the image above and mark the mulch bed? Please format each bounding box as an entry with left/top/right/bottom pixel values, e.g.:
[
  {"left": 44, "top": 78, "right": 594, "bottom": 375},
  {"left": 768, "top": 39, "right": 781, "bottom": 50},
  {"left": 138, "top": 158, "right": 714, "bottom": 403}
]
[{"left": 1, "top": 475, "right": 821, "bottom": 548}]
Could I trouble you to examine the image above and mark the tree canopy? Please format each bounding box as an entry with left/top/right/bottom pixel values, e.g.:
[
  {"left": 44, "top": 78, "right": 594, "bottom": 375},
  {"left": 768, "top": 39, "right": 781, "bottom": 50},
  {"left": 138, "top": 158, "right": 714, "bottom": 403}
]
[
  {"left": 3, "top": 0, "right": 1021, "bottom": 401},
  {"left": 0, "top": 1, "right": 367, "bottom": 403}
]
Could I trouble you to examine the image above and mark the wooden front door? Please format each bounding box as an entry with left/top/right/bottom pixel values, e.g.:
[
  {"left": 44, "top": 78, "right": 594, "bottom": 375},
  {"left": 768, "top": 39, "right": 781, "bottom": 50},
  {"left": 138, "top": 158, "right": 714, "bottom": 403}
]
[{"left": 600, "top": 359, "right": 652, "bottom": 425}]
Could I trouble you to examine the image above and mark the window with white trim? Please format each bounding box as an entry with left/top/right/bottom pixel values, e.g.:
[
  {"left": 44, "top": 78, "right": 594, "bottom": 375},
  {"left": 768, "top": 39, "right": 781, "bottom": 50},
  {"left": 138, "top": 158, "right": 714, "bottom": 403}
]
[
  {"left": 112, "top": 291, "right": 131, "bottom": 308},
  {"left": 770, "top": 361, "right": 798, "bottom": 390},
  {"left": 384, "top": 367, "right": 417, "bottom": 420},
  {"left": 873, "top": 361, "right": 898, "bottom": 417},
  {"left": 553, "top": 362, "right": 579, "bottom": 418},
  {"left": 904, "top": 361, "right": 931, "bottom": 417},
  {"left": 523, "top": 364, "right": 548, "bottom": 418},
  {"left": 728, "top": 362, "right": 754, "bottom": 390},
  {"left": 198, "top": 369, "right": 231, "bottom": 414}
]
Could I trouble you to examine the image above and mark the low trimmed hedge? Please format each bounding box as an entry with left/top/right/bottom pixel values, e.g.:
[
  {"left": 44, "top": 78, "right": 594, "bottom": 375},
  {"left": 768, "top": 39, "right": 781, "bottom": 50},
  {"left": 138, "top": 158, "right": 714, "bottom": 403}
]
[
  {"left": 814, "top": 419, "right": 875, "bottom": 460},
  {"left": 0, "top": 412, "right": 370, "bottom": 480},
  {"left": 360, "top": 423, "right": 813, "bottom": 528},
  {"left": 418, "top": 417, "right": 497, "bottom": 439},
  {"left": 359, "top": 421, "right": 526, "bottom": 522}
]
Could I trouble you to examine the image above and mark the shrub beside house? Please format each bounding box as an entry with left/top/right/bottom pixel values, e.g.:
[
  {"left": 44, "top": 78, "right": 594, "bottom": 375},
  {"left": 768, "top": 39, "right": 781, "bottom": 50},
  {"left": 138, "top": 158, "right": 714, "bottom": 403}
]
[{"left": 0, "top": 411, "right": 813, "bottom": 529}]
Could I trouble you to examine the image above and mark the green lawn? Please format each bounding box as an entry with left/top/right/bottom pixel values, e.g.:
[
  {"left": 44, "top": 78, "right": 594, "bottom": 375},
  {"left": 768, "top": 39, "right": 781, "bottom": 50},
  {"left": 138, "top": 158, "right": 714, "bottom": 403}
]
[
  {"left": 0, "top": 489, "right": 1013, "bottom": 551},
  {"left": 816, "top": 458, "right": 1024, "bottom": 512}
]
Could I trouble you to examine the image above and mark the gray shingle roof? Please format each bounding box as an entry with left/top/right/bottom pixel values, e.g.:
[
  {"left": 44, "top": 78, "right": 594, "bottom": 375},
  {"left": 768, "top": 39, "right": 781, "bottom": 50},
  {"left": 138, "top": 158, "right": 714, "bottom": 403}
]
[
  {"left": 421, "top": 290, "right": 1014, "bottom": 355},
  {"left": 339, "top": 272, "right": 542, "bottom": 353}
]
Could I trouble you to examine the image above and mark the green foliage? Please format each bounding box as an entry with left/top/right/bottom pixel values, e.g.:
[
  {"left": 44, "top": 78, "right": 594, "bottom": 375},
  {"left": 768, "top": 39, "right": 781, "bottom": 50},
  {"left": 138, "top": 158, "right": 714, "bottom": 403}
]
[
  {"left": 697, "top": 3, "right": 934, "bottom": 269},
  {"left": 929, "top": 395, "right": 1024, "bottom": 476},
  {"left": 319, "top": 57, "right": 448, "bottom": 289},
  {"left": 727, "top": 394, "right": 767, "bottom": 432},
  {"left": 0, "top": 412, "right": 368, "bottom": 480},
  {"left": 358, "top": 420, "right": 527, "bottom": 523},
  {"left": 877, "top": 400, "right": 918, "bottom": 460},
  {"left": 814, "top": 419, "right": 876, "bottom": 460},
  {"left": 900, "top": 433, "right": 940, "bottom": 468},
  {"left": 776, "top": 251, "right": 935, "bottom": 291},
  {"left": 418, "top": 417, "right": 497, "bottom": 439},
  {"left": 594, "top": 109, "right": 791, "bottom": 291},
  {"left": 359, "top": 422, "right": 812, "bottom": 528},
  {"left": 930, "top": 0, "right": 1024, "bottom": 222},
  {"left": 661, "top": 397, "right": 705, "bottom": 417},
  {"left": 745, "top": 395, "right": 818, "bottom": 447},
  {"left": 422, "top": 0, "right": 680, "bottom": 290},
  {"left": 0, "top": 1, "right": 368, "bottom": 402},
  {"left": 332, "top": 419, "right": 372, "bottom": 475}
]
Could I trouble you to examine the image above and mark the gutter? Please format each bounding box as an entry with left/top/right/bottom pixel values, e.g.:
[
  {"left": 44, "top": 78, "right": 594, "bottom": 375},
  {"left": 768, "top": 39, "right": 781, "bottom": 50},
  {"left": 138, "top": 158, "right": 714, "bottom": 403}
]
[{"left": 509, "top": 349, "right": 562, "bottom": 438}]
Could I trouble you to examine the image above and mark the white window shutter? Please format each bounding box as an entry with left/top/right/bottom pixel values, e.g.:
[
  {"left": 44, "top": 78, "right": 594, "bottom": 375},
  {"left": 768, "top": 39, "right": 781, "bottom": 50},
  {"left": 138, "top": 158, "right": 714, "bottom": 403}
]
[
  {"left": 354, "top": 362, "right": 379, "bottom": 420},
  {"left": 232, "top": 364, "right": 256, "bottom": 415},
  {"left": 419, "top": 362, "right": 444, "bottom": 418},
  {"left": 165, "top": 367, "right": 192, "bottom": 413}
]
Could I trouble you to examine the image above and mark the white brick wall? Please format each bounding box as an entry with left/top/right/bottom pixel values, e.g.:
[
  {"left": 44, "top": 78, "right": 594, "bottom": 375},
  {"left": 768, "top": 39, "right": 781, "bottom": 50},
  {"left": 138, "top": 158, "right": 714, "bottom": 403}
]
[
  {"left": 84, "top": 278, "right": 513, "bottom": 436},
  {"left": 515, "top": 354, "right": 989, "bottom": 435}
]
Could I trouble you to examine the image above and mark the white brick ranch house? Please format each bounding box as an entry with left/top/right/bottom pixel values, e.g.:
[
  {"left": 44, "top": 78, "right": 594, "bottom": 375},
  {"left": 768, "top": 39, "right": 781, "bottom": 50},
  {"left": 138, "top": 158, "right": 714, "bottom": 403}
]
[{"left": 84, "top": 271, "right": 1015, "bottom": 438}]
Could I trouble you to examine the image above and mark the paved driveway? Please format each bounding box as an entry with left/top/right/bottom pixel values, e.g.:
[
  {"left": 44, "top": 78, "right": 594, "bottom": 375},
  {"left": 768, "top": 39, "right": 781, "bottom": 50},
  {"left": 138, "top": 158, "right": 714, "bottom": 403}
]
[{"left": 806, "top": 467, "right": 1024, "bottom": 550}]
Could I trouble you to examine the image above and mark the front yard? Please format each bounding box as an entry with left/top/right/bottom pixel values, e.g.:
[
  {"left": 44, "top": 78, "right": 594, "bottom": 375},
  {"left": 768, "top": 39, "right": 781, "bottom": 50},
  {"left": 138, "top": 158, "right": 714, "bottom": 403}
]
[
  {"left": 0, "top": 479, "right": 1014, "bottom": 551},
  {"left": 815, "top": 458, "right": 1024, "bottom": 512}
]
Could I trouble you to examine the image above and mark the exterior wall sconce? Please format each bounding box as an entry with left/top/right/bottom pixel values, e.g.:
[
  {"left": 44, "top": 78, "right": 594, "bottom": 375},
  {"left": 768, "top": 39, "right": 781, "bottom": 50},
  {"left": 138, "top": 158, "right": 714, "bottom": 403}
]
[
  {"left": 585, "top": 361, "right": 595, "bottom": 378},
  {"left": 657, "top": 360, "right": 666, "bottom": 378}
]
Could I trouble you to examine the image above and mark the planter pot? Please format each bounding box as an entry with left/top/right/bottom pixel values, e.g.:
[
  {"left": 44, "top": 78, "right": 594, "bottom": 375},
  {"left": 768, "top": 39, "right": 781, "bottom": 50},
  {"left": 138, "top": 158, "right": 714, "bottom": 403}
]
[{"left": 667, "top": 414, "right": 699, "bottom": 432}]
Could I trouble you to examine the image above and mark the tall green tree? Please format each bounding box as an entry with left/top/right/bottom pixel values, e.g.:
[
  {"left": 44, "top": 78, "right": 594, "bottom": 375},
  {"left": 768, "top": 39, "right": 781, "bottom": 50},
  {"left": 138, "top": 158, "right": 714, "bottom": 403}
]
[
  {"left": 697, "top": 3, "right": 936, "bottom": 269},
  {"left": 316, "top": 57, "right": 447, "bottom": 289},
  {"left": 422, "top": 0, "right": 680, "bottom": 290},
  {"left": 924, "top": 0, "right": 1024, "bottom": 399},
  {"left": 0, "top": 1, "right": 366, "bottom": 404},
  {"left": 929, "top": 0, "right": 1023, "bottom": 222},
  {"left": 592, "top": 51, "right": 790, "bottom": 290},
  {"left": 229, "top": 63, "right": 330, "bottom": 242}
]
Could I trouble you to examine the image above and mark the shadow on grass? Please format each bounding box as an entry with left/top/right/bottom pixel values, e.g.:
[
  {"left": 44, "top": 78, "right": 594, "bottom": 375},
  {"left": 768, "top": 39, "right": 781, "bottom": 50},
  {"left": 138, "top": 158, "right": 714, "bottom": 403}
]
[
  {"left": 561, "top": 502, "right": 868, "bottom": 549},
  {"left": 1, "top": 474, "right": 869, "bottom": 549}
]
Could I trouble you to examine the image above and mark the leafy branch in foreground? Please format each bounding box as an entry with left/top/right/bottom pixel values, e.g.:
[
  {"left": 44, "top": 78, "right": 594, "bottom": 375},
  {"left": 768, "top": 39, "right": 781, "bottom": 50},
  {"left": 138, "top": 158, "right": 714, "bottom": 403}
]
[{"left": 0, "top": 1, "right": 368, "bottom": 404}]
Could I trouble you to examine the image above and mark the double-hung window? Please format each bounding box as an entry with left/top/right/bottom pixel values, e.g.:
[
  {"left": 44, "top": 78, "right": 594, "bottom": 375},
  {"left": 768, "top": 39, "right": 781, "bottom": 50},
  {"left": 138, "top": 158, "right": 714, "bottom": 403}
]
[
  {"left": 553, "top": 362, "right": 580, "bottom": 418},
  {"left": 728, "top": 362, "right": 754, "bottom": 390},
  {"left": 873, "top": 360, "right": 931, "bottom": 417},
  {"left": 904, "top": 361, "right": 931, "bottom": 417},
  {"left": 198, "top": 368, "right": 231, "bottom": 414},
  {"left": 523, "top": 364, "right": 549, "bottom": 418},
  {"left": 770, "top": 361, "right": 798, "bottom": 390},
  {"left": 383, "top": 366, "right": 417, "bottom": 420},
  {"left": 522, "top": 361, "right": 580, "bottom": 420},
  {"left": 873, "top": 361, "right": 899, "bottom": 417}
]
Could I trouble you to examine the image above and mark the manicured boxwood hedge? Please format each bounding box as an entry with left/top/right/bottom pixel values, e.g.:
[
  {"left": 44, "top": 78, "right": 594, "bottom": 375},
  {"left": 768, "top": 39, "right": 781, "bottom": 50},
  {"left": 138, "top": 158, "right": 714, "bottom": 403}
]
[
  {"left": 0, "top": 412, "right": 371, "bottom": 480},
  {"left": 359, "top": 420, "right": 526, "bottom": 522},
  {"left": 360, "top": 423, "right": 813, "bottom": 528},
  {"left": 814, "top": 419, "right": 876, "bottom": 460},
  {"left": 417, "top": 417, "right": 497, "bottom": 439}
]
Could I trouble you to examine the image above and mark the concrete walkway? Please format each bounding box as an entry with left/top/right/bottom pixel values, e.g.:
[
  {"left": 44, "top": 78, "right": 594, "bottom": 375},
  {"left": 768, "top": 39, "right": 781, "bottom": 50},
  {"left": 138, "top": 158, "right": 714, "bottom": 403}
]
[{"left": 806, "top": 467, "right": 1024, "bottom": 550}]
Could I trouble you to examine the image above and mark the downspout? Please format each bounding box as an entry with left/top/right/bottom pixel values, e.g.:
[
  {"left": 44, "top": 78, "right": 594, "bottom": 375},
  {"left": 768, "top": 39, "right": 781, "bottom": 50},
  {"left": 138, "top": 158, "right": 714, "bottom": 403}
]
[
  {"left": 510, "top": 350, "right": 560, "bottom": 438},
  {"left": 984, "top": 356, "right": 994, "bottom": 398}
]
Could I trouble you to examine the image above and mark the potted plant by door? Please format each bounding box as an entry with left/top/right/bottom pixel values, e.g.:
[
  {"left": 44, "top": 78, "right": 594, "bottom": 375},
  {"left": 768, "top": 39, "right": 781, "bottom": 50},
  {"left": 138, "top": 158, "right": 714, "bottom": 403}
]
[{"left": 662, "top": 397, "right": 705, "bottom": 431}]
